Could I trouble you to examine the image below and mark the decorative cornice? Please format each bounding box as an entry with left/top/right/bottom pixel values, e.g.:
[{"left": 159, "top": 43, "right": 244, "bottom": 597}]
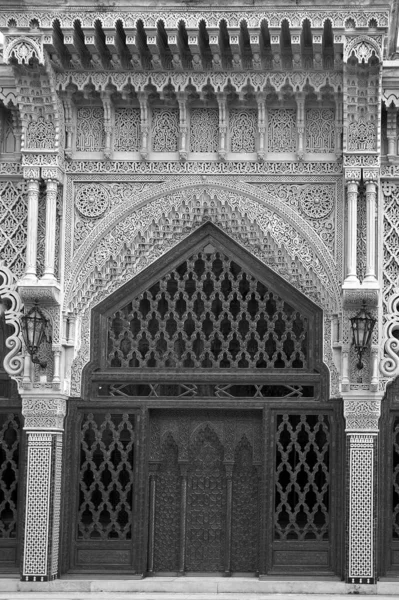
[{"left": 0, "top": 10, "right": 389, "bottom": 29}]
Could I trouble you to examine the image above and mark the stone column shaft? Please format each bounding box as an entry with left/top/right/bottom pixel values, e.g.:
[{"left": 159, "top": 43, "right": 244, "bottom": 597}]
[
  {"left": 343, "top": 174, "right": 360, "bottom": 286},
  {"left": 41, "top": 180, "right": 58, "bottom": 282},
  {"left": 24, "top": 179, "right": 40, "bottom": 281},
  {"left": 363, "top": 175, "right": 378, "bottom": 286}
]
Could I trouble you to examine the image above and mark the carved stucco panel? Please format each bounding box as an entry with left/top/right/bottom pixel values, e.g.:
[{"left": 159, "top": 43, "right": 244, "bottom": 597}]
[{"left": 65, "top": 180, "right": 341, "bottom": 314}]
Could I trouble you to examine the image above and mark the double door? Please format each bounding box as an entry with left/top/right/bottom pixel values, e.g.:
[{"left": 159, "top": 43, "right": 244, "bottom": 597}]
[{"left": 149, "top": 410, "right": 261, "bottom": 574}]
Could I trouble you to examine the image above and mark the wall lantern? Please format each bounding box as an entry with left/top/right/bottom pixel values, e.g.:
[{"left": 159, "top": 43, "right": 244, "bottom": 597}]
[
  {"left": 20, "top": 301, "right": 49, "bottom": 368},
  {"left": 350, "top": 300, "right": 376, "bottom": 370}
]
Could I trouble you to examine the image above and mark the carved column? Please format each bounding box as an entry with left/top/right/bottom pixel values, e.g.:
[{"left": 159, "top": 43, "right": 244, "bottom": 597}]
[
  {"left": 22, "top": 167, "right": 41, "bottom": 282},
  {"left": 217, "top": 92, "right": 227, "bottom": 161},
  {"left": 296, "top": 92, "right": 305, "bottom": 160},
  {"left": 178, "top": 463, "right": 188, "bottom": 574},
  {"left": 147, "top": 463, "right": 159, "bottom": 573},
  {"left": 363, "top": 169, "right": 379, "bottom": 287},
  {"left": 21, "top": 395, "right": 67, "bottom": 581},
  {"left": 138, "top": 92, "right": 149, "bottom": 160},
  {"left": 386, "top": 105, "right": 397, "bottom": 161},
  {"left": 256, "top": 92, "right": 266, "bottom": 161},
  {"left": 40, "top": 175, "right": 59, "bottom": 284},
  {"left": 343, "top": 397, "right": 381, "bottom": 586},
  {"left": 343, "top": 168, "right": 361, "bottom": 287},
  {"left": 334, "top": 92, "right": 343, "bottom": 157},
  {"left": 178, "top": 92, "right": 188, "bottom": 161},
  {"left": 101, "top": 90, "right": 113, "bottom": 160}
]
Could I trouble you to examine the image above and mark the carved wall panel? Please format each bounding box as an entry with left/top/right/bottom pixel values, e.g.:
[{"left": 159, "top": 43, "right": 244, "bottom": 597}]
[
  {"left": 25, "top": 116, "right": 55, "bottom": 150},
  {"left": 267, "top": 110, "right": 297, "bottom": 153},
  {"left": 190, "top": 109, "right": 219, "bottom": 153},
  {"left": 0, "top": 180, "right": 28, "bottom": 280},
  {"left": 305, "top": 109, "right": 335, "bottom": 153},
  {"left": 229, "top": 110, "right": 257, "bottom": 153},
  {"left": 76, "top": 107, "right": 105, "bottom": 152},
  {"left": 151, "top": 109, "right": 179, "bottom": 152},
  {"left": 114, "top": 109, "right": 141, "bottom": 152}
]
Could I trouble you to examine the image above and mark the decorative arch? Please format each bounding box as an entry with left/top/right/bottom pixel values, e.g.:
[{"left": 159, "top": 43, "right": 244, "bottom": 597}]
[
  {"left": 65, "top": 180, "right": 341, "bottom": 314},
  {"left": 73, "top": 221, "right": 332, "bottom": 399},
  {"left": 344, "top": 35, "right": 382, "bottom": 63},
  {"left": 3, "top": 37, "right": 44, "bottom": 65}
]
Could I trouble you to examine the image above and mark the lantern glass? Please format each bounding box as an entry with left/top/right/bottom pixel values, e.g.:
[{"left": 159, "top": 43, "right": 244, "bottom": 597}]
[
  {"left": 350, "top": 301, "right": 376, "bottom": 369},
  {"left": 21, "top": 302, "right": 48, "bottom": 365}
]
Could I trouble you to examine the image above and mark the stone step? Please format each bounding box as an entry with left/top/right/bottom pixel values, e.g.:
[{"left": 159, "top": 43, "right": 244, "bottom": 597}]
[{"left": 0, "top": 578, "right": 398, "bottom": 596}]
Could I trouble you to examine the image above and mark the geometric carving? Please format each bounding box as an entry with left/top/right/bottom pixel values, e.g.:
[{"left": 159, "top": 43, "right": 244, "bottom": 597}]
[
  {"left": 25, "top": 116, "right": 55, "bottom": 150},
  {"left": 76, "top": 107, "right": 105, "bottom": 152},
  {"left": 275, "top": 414, "right": 330, "bottom": 541},
  {"left": 348, "top": 118, "right": 376, "bottom": 152},
  {"left": 268, "top": 109, "right": 297, "bottom": 152},
  {"left": 114, "top": 108, "right": 141, "bottom": 152},
  {"left": 75, "top": 183, "right": 110, "bottom": 218},
  {"left": 151, "top": 109, "right": 179, "bottom": 152},
  {"left": 343, "top": 400, "right": 381, "bottom": 432},
  {"left": 305, "top": 108, "right": 335, "bottom": 153},
  {"left": 0, "top": 180, "right": 28, "bottom": 279},
  {"left": 348, "top": 434, "right": 374, "bottom": 582},
  {"left": 190, "top": 108, "right": 219, "bottom": 152},
  {"left": 0, "top": 412, "right": 20, "bottom": 539},
  {"left": 77, "top": 412, "right": 135, "bottom": 540},
  {"left": 3, "top": 36, "right": 44, "bottom": 65},
  {"left": 108, "top": 249, "right": 309, "bottom": 370},
  {"left": 229, "top": 109, "right": 257, "bottom": 153},
  {"left": 22, "top": 397, "right": 66, "bottom": 430}
]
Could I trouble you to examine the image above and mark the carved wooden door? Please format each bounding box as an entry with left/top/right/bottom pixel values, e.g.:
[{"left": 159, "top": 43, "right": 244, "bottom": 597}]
[{"left": 149, "top": 410, "right": 261, "bottom": 574}]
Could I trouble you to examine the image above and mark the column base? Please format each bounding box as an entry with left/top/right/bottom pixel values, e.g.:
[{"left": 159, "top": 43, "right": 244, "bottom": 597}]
[
  {"left": 21, "top": 574, "right": 58, "bottom": 582},
  {"left": 342, "top": 276, "right": 360, "bottom": 289},
  {"left": 361, "top": 275, "right": 380, "bottom": 288}
]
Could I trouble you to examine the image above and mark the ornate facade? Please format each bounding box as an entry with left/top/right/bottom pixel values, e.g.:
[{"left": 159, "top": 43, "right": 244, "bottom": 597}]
[{"left": 0, "top": 0, "right": 399, "bottom": 594}]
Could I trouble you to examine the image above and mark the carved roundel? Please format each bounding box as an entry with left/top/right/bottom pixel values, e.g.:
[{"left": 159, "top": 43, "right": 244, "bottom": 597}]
[
  {"left": 299, "top": 186, "right": 334, "bottom": 219},
  {"left": 75, "top": 184, "right": 110, "bottom": 218}
]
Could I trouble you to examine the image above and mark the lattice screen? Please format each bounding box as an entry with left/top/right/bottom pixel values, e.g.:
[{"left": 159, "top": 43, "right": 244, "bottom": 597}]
[
  {"left": 108, "top": 251, "right": 309, "bottom": 370},
  {"left": 393, "top": 417, "right": 399, "bottom": 539},
  {"left": 0, "top": 413, "right": 20, "bottom": 539},
  {"left": 77, "top": 413, "right": 135, "bottom": 540},
  {"left": 275, "top": 414, "right": 330, "bottom": 541}
]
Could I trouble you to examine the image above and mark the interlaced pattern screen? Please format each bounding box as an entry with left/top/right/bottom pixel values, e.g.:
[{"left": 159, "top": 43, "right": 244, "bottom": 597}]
[
  {"left": 0, "top": 413, "right": 20, "bottom": 539},
  {"left": 393, "top": 417, "right": 399, "bottom": 539},
  {"left": 108, "top": 251, "right": 309, "bottom": 370},
  {"left": 275, "top": 414, "right": 330, "bottom": 541},
  {"left": 78, "top": 413, "right": 135, "bottom": 541}
]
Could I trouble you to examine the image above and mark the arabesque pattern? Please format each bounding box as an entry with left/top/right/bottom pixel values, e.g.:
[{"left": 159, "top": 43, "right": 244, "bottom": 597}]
[
  {"left": 0, "top": 180, "right": 28, "bottom": 279},
  {"left": 268, "top": 110, "right": 297, "bottom": 152},
  {"left": 76, "top": 107, "right": 105, "bottom": 152},
  {"left": 275, "top": 414, "right": 330, "bottom": 541},
  {"left": 108, "top": 250, "right": 308, "bottom": 370},
  {"left": 77, "top": 413, "right": 135, "bottom": 540},
  {"left": 305, "top": 109, "right": 335, "bottom": 153},
  {"left": 190, "top": 109, "right": 219, "bottom": 152},
  {"left": 229, "top": 110, "right": 257, "bottom": 153},
  {"left": 151, "top": 109, "right": 179, "bottom": 152},
  {"left": 114, "top": 109, "right": 141, "bottom": 152}
]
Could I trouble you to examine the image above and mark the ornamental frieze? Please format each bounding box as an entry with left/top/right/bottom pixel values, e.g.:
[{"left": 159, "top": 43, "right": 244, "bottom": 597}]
[{"left": 0, "top": 10, "right": 389, "bottom": 29}]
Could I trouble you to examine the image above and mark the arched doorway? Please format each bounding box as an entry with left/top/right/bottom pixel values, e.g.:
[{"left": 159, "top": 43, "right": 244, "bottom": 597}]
[{"left": 62, "top": 223, "right": 344, "bottom": 577}]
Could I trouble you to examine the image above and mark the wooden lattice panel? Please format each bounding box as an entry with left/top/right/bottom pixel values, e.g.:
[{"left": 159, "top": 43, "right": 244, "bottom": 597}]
[
  {"left": 77, "top": 413, "right": 135, "bottom": 541},
  {"left": 0, "top": 413, "right": 20, "bottom": 540},
  {"left": 108, "top": 251, "right": 308, "bottom": 370},
  {"left": 275, "top": 414, "right": 330, "bottom": 541}
]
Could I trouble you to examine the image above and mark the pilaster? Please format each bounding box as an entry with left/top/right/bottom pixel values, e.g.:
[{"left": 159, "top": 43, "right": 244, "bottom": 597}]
[
  {"left": 21, "top": 394, "right": 67, "bottom": 581},
  {"left": 343, "top": 394, "right": 382, "bottom": 587},
  {"left": 343, "top": 168, "right": 361, "bottom": 288}
]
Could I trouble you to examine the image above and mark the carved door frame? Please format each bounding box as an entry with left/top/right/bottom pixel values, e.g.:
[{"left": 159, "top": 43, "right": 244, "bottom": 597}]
[{"left": 60, "top": 223, "right": 344, "bottom": 577}]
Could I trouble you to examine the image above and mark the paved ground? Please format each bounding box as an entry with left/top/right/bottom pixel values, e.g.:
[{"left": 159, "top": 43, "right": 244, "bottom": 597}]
[{"left": 0, "top": 595, "right": 398, "bottom": 600}]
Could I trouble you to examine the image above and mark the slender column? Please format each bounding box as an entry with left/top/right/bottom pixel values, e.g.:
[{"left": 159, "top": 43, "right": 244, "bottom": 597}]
[
  {"left": 296, "top": 92, "right": 305, "bottom": 160},
  {"left": 23, "top": 170, "right": 41, "bottom": 281},
  {"left": 256, "top": 92, "right": 266, "bottom": 161},
  {"left": 178, "top": 463, "right": 188, "bottom": 574},
  {"left": 101, "top": 90, "right": 113, "bottom": 159},
  {"left": 21, "top": 396, "right": 67, "bottom": 582},
  {"left": 224, "top": 464, "right": 233, "bottom": 575},
  {"left": 343, "top": 168, "right": 361, "bottom": 287},
  {"left": 217, "top": 93, "right": 227, "bottom": 161},
  {"left": 341, "top": 344, "right": 350, "bottom": 392},
  {"left": 178, "top": 92, "right": 188, "bottom": 161},
  {"left": 147, "top": 464, "right": 158, "bottom": 573},
  {"left": 343, "top": 397, "right": 381, "bottom": 587},
  {"left": 52, "top": 348, "right": 61, "bottom": 385},
  {"left": 387, "top": 106, "right": 397, "bottom": 160},
  {"left": 41, "top": 179, "right": 58, "bottom": 283},
  {"left": 138, "top": 92, "right": 149, "bottom": 160},
  {"left": 334, "top": 92, "right": 343, "bottom": 157},
  {"left": 363, "top": 169, "right": 379, "bottom": 286}
]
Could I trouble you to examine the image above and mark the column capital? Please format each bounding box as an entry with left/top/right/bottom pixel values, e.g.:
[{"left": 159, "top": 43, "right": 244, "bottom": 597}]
[
  {"left": 22, "top": 395, "right": 68, "bottom": 431},
  {"left": 343, "top": 395, "right": 382, "bottom": 433},
  {"left": 22, "top": 166, "right": 41, "bottom": 181},
  {"left": 42, "top": 166, "right": 63, "bottom": 183},
  {"left": 363, "top": 167, "right": 379, "bottom": 183},
  {"left": 344, "top": 167, "right": 361, "bottom": 183}
]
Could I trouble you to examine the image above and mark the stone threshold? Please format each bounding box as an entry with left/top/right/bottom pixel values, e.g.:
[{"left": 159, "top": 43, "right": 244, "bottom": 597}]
[{"left": 0, "top": 577, "right": 398, "bottom": 596}]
